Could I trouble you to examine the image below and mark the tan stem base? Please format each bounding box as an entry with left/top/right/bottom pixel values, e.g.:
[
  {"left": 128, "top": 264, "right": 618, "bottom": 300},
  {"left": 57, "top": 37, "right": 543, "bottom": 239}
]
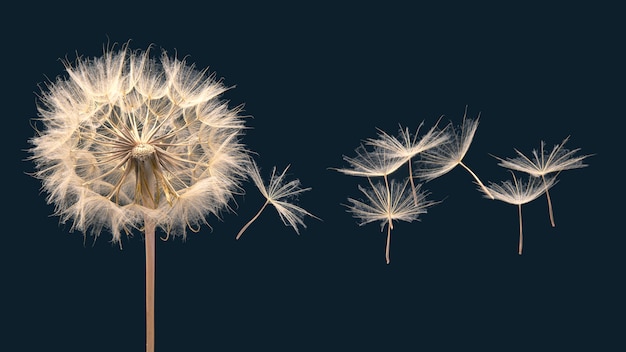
[{"left": 145, "top": 219, "right": 156, "bottom": 352}]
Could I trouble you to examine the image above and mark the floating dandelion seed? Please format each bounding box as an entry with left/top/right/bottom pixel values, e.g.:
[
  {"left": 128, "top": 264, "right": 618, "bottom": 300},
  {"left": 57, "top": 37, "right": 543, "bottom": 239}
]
[
  {"left": 346, "top": 178, "right": 438, "bottom": 264},
  {"left": 236, "top": 160, "right": 317, "bottom": 240},
  {"left": 492, "top": 136, "right": 591, "bottom": 227},
  {"left": 365, "top": 119, "right": 449, "bottom": 163},
  {"left": 28, "top": 43, "right": 251, "bottom": 352},
  {"left": 415, "top": 108, "right": 494, "bottom": 199},
  {"left": 332, "top": 144, "right": 407, "bottom": 224},
  {"left": 483, "top": 172, "right": 557, "bottom": 255},
  {"left": 333, "top": 143, "right": 406, "bottom": 178},
  {"left": 365, "top": 119, "right": 449, "bottom": 204}
]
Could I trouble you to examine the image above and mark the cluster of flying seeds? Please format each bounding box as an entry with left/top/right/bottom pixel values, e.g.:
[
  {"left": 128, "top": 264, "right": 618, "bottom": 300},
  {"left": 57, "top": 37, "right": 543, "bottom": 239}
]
[
  {"left": 335, "top": 108, "right": 591, "bottom": 262},
  {"left": 487, "top": 136, "right": 591, "bottom": 254}
]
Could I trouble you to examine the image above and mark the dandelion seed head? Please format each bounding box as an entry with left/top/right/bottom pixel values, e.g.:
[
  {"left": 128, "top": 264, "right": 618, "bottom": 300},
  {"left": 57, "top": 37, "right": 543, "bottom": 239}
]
[
  {"left": 131, "top": 143, "right": 156, "bottom": 160},
  {"left": 29, "top": 43, "right": 251, "bottom": 243}
]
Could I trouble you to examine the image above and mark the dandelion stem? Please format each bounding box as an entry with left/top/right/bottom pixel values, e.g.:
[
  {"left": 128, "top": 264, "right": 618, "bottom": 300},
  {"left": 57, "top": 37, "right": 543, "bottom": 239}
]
[
  {"left": 144, "top": 216, "right": 156, "bottom": 352},
  {"left": 459, "top": 161, "right": 494, "bottom": 199},
  {"left": 541, "top": 174, "right": 556, "bottom": 227},
  {"left": 385, "top": 222, "right": 392, "bottom": 264},
  {"left": 517, "top": 204, "right": 523, "bottom": 255},
  {"left": 236, "top": 200, "right": 270, "bottom": 240}
]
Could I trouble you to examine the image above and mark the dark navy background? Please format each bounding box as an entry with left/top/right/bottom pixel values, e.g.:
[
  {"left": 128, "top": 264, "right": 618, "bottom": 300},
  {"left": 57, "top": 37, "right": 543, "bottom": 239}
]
[{"left": 4, "top": 3, "right": 622, "bottom": 351}]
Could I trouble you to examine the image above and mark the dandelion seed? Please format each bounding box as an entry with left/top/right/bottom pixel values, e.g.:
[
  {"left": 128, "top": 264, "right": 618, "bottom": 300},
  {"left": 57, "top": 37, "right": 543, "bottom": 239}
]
[
  {"left": 365, "top": 119, "right": 449, "bottom": 204},
  {"left": 236, "top": 161, "right": 317, "bottom": 240},
  {"left": 332, "top": 143, "right": 406, "bottom": 178},
  {"left": 483, "top": 172, "right": 557, "bottom": 255},
  {"left": 346, "top": 178, "right": 438, "bottom": 264},
  {"left": 332, "top": 143, "right": 407, "bottom": 222},
  {"left": 365, "top": 119, "right": 449, "bottom": 163},
  {"left": 492, "top": 136, "right": 591, "bottom": 227},
  {"left": 415, "top": 107, "right": 494, "bottom": 199},
  {"left": 28, "top": 43, "right": 251, "bottom": 352}
]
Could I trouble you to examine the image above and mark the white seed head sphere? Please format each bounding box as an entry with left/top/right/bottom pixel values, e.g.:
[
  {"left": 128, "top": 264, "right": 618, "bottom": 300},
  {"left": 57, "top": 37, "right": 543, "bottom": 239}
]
[{"left": 29, "top": 44, "right": 251, "bottom": 243}]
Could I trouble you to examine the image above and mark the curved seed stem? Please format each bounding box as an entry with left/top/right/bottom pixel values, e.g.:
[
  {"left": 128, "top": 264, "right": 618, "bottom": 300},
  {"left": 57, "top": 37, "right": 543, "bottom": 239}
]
[
  {"left": 236, "top": 200, "right": 270, "bottom": 240},
  {"left": 541, "top": 174, "right": 556, "bottom": 227},
  {"left": 459, "top": 161, "right": 494, "bottom": 199}
]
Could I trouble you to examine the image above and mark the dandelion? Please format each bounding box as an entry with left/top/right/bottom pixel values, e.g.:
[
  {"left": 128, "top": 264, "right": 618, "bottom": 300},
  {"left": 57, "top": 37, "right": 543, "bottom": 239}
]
[
  {"left": 365, "top": 119, "right": 449, "bottom": 204},
  {"left": 492, "top": 136, "right": 591, "bottom": 227},
  {"left": 483, "top": 172, "right": 557, "bottom": 255},
  {"left": 236, "top": 160, "right": 317, "bottom": 240},
  {"left": 346, "top": 178, "right": 439, "bottom": 264},
  {"left": 28, "top": 43, "right": 251, "bottom": 352},
  {"left": 415, "top": 108, "right": 494, "bottom": 199}
]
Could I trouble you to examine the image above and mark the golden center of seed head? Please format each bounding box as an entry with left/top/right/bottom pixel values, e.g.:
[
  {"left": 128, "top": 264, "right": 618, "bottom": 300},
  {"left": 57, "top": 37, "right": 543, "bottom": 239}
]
[{"left": 132, "top": 143, "right": 156, "bottom": 161}]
